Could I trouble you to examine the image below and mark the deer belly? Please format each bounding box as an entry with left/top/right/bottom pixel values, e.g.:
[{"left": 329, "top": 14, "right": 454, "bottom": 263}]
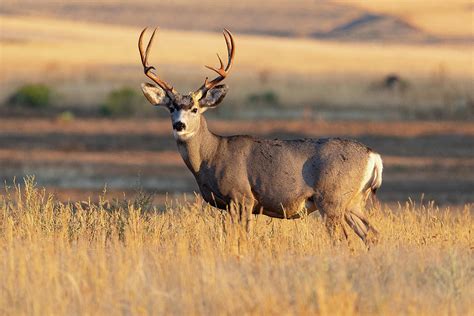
[
  {"left": 256, "top": 195, "right": 317, "bottom": 219},
  {"left": 198, "top": 183, "right": 230, "bottom": 210}
]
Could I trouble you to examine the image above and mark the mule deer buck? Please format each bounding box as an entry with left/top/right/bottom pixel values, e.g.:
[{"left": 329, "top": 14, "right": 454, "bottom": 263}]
[{"left": 138, "top": 28, "right": 383, "bottom": 243}]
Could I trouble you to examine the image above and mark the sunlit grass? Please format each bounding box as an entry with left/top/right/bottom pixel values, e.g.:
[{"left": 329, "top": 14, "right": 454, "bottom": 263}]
[
  {"left": 2, "top": 14, "right": 472, "bottom": 117},
  {"left": 0, "top": 177, "right": 472, "bottom": 315},
  {"left": 1, "top": 14, "right": 473, "bottom": 81}
]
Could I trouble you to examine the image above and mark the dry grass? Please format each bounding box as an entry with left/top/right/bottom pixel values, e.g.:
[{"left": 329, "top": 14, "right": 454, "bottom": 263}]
[
  {"left": 0, "top": 178, "right": 472, "bottom": 315},
  {"left": 2, "top": 14, "right": 473, "bottom": 81},
  {"left": 2, "top": 14, "right": 472, "bottom": 113}
]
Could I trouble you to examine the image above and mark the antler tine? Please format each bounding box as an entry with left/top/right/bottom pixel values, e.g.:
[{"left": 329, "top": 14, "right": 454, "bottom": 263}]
[
  {"left": 205, "top": 53, "right": 224, "bottom": 74},
  {"left": 138, "top": 28, "right": 146, "bottom": 64},
  {"left": 144, "top": 28, "right": 157, "bottom": 67},
  {"left": 138, "top": 28, "right": 156, "bottom": 69},
  {"left": 138, "top": 28, "right": 147, "bottom": 65},
  {"left": 194, "top": 29, "right": 236, "bottom": 98},
  {"left": 138, "top": 27, "right": 177, "bottom": 99},
  {"left": 223, "top": 28, "right": 235, "bottom": 72}
]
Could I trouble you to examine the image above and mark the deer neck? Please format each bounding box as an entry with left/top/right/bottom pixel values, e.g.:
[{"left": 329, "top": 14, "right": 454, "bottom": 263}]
[{"left": 176, "top": 116, "right": 220, "bottom": 174}]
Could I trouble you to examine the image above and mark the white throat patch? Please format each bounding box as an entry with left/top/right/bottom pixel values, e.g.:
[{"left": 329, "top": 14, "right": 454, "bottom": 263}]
[{"left": 173, "top": 129, "right": 196, "bottom": 141}]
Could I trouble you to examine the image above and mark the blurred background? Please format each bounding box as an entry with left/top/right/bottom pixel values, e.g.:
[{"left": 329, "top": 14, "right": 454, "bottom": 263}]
[{"left": 1, "top": 0, "right": 473, "bottom": 205}]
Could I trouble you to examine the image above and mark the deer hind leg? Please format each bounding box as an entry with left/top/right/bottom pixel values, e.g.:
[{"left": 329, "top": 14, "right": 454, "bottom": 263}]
[
  {"left": 317, "top": 200, "right": 350, "bottom": 243},
  {"left": 325, "top": 215, "right": 350, "bottom": 243},
  {"left": 344, "top": 206, "right": 379, "bottom": 246}
]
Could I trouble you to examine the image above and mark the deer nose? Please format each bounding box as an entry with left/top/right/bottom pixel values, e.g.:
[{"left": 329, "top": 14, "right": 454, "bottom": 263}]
[{"left": 173, "top": 122, "right": 186, "bottom": 131}]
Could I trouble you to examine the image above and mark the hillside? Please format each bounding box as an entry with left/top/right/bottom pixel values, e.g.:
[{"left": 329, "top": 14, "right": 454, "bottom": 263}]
[
  {"left": 1, "top": 0, "right": 472, "bottom": 43},
  {"left": 352, "top": 0, "right": 473, "bottom": 40},
  {"left": 1, "top": 14, "right": 472, "bottom": 81},
  {"left": 1, "top": 2, "right": 472, "bottom": 115}
]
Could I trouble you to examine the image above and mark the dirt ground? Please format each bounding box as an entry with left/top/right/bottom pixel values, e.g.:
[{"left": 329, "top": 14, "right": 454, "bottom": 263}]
[{"left": 0, "top": 118, "right": 472, "bottom": 206}]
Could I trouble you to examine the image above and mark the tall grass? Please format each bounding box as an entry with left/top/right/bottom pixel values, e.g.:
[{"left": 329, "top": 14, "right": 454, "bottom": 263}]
[{"left": 0, "top": 178, "right": 472, "bottom": 315}]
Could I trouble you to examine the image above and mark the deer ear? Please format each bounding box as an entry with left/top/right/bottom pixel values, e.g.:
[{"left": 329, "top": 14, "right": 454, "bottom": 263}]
[
  {"left": 141, "top": 83, "right": 172, "bottom": 106},
  {"left": 198, "top": 84, "right": 228, "bottom": 109}
]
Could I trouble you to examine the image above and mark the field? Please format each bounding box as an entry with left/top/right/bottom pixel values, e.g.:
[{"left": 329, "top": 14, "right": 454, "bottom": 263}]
[
  {"left": 1, "top": 12, "right": 473, "bottom": 115},
  {"left": 1, "top": 116, "right": 473, "bottom": 314},
  {"left": 1, "top": 118, "right": 473, "bottom": 206},
  {"left": 0, "top": 178, "right": 472, "bottom": 315},
  {"left": 1, "top": 1, "right": 474, "bottom": 315}
]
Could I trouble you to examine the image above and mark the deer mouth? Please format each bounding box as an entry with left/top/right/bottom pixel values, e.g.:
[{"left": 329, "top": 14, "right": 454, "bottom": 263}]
[{"left": 173, "top": 129, "right": 196, "bottom": 140}]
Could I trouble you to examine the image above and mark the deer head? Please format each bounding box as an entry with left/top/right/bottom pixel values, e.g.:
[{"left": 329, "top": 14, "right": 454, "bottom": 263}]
[{"left": 139, "top": 27, "right": 235, "bottom": 140}]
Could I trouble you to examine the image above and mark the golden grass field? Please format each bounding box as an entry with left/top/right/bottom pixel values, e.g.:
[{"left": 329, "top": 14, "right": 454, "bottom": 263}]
[
  {"left": 0, "top": 178, "right": 472, "bottom": 315},
  {"left": 2, "top": 13, "right": 473, "bottom": 78},
  {"left": 1, "top": 13, "right": 473, "bottom": 110},
  {"left": 1, "top": 2, "right": 473, "bottom": 315}
]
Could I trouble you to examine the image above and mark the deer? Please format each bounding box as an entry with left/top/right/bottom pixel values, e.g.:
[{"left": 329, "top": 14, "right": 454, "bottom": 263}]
[{"left": 138, "top": 28, "right": 383, "bottom": 244}]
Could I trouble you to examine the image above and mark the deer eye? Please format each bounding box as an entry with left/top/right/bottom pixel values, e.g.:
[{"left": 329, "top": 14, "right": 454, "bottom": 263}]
[{"left": 191, "top": 108, "right": 198, "bottom": 113}]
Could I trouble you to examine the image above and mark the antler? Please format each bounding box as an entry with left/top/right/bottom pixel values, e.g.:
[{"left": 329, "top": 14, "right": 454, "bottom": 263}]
[
  {"left": 194, "top": 29, "right": 235, "bottom": 99},
  {"left": 138, "top": 27, "right": 177, "bottom": 100}
]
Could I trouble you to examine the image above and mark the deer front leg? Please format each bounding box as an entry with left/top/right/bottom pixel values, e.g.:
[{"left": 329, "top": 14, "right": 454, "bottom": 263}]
[{"left": 228, "top": 195, "right": 255, "bottom": 233}]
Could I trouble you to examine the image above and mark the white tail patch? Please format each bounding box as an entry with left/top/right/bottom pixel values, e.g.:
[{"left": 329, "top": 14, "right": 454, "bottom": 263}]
[
  {"left": 371, "top": 153, "right": 383, "bottom": 192},
  {"left": 360, "top": 152, "right": 383, "bottom": 196}
]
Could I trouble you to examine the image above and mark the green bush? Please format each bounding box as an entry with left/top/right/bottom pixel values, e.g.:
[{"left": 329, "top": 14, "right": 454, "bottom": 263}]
[
  {"left": 100, "top": 87, "right": 144, "bottom": 117},
  {"left": 56, "top": 111, "right": 75, "bottom": 123},
  {"left": 8, "top": 84, "right": 53, "bottom": 109},
  {"left": 247, "top": 90, "right": 279, "bottom": 105}
]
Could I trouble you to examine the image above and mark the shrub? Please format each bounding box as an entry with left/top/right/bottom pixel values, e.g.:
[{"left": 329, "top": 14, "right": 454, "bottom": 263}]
[
  {"left": 370, "top": 73, "right": 410, "bottom": 92},
  {"left": 8, "top": 84, "right": 53, "bottom": 109},
  {"left": 247, "top": 90, "right": 279, "bottom": 105},
  {"left": 100, "top": 87, "right": 144, "bottom": 117},
  {"left": 56, "top": 111, "right": 75, "bottom": 123}
]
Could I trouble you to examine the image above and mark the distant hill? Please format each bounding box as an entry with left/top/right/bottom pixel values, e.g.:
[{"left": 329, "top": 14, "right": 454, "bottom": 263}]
[
  {"left": 1, "top": 0, "right": 470, "bottom": 44},
  {"left": 352, "top": 1, "right": 473, "bottom": 40},
  {"left": 313, "top": 13, "right": 437, "bottom": 43}
]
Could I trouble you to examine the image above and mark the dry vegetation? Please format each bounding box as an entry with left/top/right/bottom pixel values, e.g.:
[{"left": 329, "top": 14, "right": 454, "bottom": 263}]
[
  {"left": 0, "top": 3, "right": 473, "bottom": 314},
  {"left": 2, "top": 14, "right": 472, "bottom": 79},
  {"left": 1, "top": 14, "right": 473, "bottom": 112},
  {"left": 1, "top": 0, "right": 472, "bottom": 113},
  {"left": 0, "top": 178, "right": 472, "bottom": 315}
]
